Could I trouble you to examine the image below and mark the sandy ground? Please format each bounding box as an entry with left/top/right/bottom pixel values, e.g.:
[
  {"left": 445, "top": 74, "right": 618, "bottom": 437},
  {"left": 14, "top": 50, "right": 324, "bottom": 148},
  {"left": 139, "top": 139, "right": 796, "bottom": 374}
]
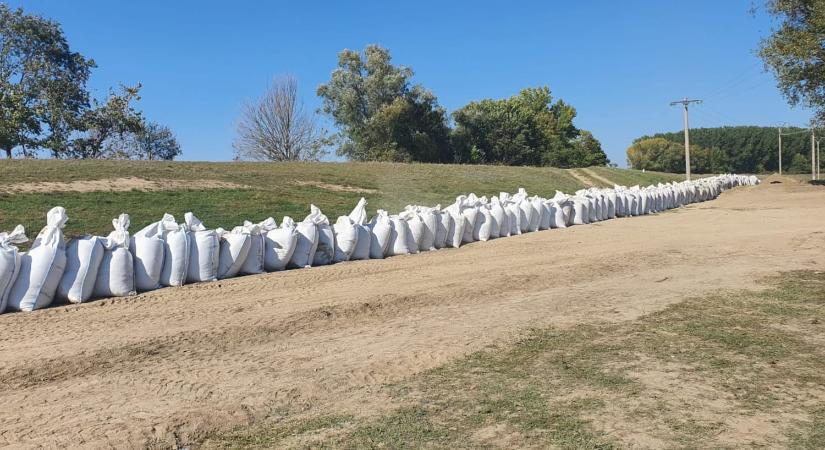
[{"left": 0, "top": 176, "right": 823, "bottom": 448}]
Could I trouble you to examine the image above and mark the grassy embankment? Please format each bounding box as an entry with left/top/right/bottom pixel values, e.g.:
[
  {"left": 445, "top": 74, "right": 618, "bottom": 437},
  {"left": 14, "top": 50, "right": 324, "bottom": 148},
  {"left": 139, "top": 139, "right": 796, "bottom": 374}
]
[{"left": 0, "top": 160, "right": 682, "bottom": 240}]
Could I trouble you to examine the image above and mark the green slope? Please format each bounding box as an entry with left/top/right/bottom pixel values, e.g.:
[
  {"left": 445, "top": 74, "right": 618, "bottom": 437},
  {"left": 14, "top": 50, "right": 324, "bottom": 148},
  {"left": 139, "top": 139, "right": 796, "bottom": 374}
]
[{"left": 0, "top": 160, "right": 683, "bottom": 241}]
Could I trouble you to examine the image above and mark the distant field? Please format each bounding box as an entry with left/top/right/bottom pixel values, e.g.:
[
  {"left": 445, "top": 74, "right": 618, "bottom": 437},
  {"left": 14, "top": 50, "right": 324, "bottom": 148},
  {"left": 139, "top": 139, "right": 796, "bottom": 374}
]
[{"left": 0, "top": 160, "right": 683, "bottom": 240}]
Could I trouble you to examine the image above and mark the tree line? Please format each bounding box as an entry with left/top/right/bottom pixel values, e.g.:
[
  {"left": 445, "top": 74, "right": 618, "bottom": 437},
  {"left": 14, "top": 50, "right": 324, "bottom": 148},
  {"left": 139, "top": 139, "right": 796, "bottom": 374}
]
[
  {"left": 627, "top": 126, "right": 814, "bottom": 174},
  {"left": 4, "top": 5, "right": 606, "bottom": 167},
  {"left": 237, "top": 45, "right": 609, "bottom": 167},
  {"left": 1, "top": 5, "right": 179, "bottom": 159}
]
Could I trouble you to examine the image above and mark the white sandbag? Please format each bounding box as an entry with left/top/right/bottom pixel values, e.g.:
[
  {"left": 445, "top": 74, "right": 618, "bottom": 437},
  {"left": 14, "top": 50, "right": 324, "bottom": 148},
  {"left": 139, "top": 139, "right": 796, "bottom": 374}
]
[
  {"left": 489, "top": 198, "right": 506, "bottom": 238},
  {"left": 348, "top": 198, "right": 372, "bottom": 260},
  {"left": 94, "top": 213, "right": 136, "bottom": 298},
  {"left": 57, "top": 236, "right": 104, "bottom": 304},
  {"left": 333, "top": 216, "right": 358, "bottom": 263},
  {"left": 239, "top": 218, "right": 276, "bottom": 275},
  {"left": 505, "top": 202, "right": 521, "bottom": 235},
  {"left": 404, "top": 210, "right": 423, "bottom": 254},
  {"left": 417, "top": 206, "right": 439, "bottom": 251},
  {"left": 434, "top": 208, "right": 451, "bottom": 249},
  {"left": 350, "top": 224, "right": 372, "bottom": 261},
  {"left": 587, "top": 197, "right": 599, "bottom": 223},
  {"left": 461, "top": 196, "right": 479, "bottom": 244},
  {"left": 606, "top": 192, "right": 617, "bottom": 219},
  {"left": 217, "top": 227, "right": 251, "bottom": 280},
  {"left": 474, "top": 204, "right": 493, "bottom": 242},
  {"left": 299, "top": 205, "right": 333, "bottom": 267},
  {"left": 368, "top": 210, "right": 392, "bottom": 258},
  {"left": 7, "top": 207, "right": 68, "bottom": 312},
  {"left": 538, "top": 200, "right": 552, "bottom": 230},
  {"left": 290, "top": 208, "right": 320, "bottom": 269},
  {"left": 159, "top": 214, "right": 190, "bottom": 287},
  {"left": 528, "top": 196, "right": 542, "bottom": 232},
  {"left": 265, "top": 217, "right": 299, "bottom": 271},
  {"left": 184, "top": 212, "right": 219, "bottom": 283},
  {"left": 547, "top": 200, "right": 564, "bottom": 229},
  {"left": 131, "top": 215, "right": 175, "bottom": 292},
  {"left": 0, "top": 225, "right": 27, "bottom": 313},
  {"left": 572, "top": 197, "right": 589, "bottom": 225},
  {"left": 444, "top": 204, "right": 465, "bottom": 248},
  {"left": 387, "top": 213, "right": 413, "bottom": 256}
]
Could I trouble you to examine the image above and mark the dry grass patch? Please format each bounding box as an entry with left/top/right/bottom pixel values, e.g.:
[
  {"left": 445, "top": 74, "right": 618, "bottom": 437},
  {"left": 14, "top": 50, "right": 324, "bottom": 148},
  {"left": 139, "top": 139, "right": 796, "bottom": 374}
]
[{"left": 200, "top": 271, "right": 825, "bottom": 449}]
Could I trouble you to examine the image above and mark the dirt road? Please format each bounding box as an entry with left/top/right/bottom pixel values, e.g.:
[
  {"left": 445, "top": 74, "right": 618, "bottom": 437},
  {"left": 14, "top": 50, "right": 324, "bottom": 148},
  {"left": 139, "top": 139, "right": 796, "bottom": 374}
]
[{"left": 0, "top": 177, "right": 822, "bottom": 448}]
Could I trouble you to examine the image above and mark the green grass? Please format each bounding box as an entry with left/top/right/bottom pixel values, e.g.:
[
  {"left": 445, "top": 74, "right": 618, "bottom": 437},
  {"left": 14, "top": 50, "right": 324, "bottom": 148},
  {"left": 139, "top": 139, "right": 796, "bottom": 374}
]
[
  {"left": 0, "top": 160, "right": 682, "bottom": 241},
  {"left": 200, "top": 271, "right": 825, "bottom": 449}
]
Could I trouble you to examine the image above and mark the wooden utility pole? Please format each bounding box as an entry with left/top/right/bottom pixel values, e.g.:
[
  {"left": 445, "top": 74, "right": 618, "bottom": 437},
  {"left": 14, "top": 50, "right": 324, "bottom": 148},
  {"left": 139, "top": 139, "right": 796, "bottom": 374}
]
[
  {"left": 778, "top": 127, "right": 783, "bottom": 175},
  {"left": 812, "top": 129, "right": 817, "bottom": 181},
  {"left": 670, "top": 97, "right": 702, "bottom": 181}
]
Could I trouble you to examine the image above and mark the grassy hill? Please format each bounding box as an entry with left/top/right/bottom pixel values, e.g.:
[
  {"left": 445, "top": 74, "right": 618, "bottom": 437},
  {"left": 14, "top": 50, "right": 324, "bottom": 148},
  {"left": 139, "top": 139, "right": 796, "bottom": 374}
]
[{"left": 0, "top": 160, "right": 684, "bottom": 241}]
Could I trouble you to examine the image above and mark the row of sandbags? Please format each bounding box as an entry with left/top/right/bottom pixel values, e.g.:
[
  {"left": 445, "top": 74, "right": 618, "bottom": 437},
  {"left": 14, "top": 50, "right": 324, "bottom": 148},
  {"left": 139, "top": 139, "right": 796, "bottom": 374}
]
[{"left": 0, "top": 174, "right": 759, "bottom": 313}]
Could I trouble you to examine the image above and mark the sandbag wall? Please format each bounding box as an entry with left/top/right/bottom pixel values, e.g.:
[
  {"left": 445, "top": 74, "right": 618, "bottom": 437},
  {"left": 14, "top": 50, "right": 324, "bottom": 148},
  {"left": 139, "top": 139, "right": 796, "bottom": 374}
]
[{"left": 0, "top": 174, "right": 760, "bottom": 313}]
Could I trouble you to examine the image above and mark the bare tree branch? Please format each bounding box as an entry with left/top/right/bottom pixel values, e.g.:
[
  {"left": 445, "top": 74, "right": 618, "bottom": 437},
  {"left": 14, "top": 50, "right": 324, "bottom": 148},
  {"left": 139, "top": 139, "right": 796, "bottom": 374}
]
[{"left": 233, "top": 75, "right": 327, "bottom": 161}]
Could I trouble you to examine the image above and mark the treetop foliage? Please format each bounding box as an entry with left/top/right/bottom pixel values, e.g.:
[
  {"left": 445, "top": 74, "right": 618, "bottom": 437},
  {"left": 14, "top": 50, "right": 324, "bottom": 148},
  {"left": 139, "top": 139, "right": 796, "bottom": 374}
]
[
  {"left": 628, "top": 125, "right": 813, "bottom": 173},
  {"left": 0, "top": 5, "right": 180, "bottom": 160}
]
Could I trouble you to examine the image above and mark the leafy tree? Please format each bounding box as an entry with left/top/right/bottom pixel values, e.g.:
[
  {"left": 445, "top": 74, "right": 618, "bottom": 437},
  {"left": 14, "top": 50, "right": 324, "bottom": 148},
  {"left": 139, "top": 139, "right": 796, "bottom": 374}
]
[
  {"left": 626, "top": 137, "right": 685, "bottom": 171},
  {"left": 317, "top": 45, "right": 452, "bottom": 162},
  {"left": 632, "top": 126, "right": 810, "bottom": 173},
  {"left": 0, "top": 4, "right": 95, "bottom": 158},
  {"left": 788, "top": 152, "right": 810, "bottom": 173},
  {"left": 104, "top": 121, "right": 181, "bottom": 160},
  {"left": 759, "top": 0, "right": 825, "bottom": 125},
  {"left": 65, "top": 84, "right": 144, "bottom": 159},
  {"left": 452, "top": 87, "right": 608, "bottom": 167}
]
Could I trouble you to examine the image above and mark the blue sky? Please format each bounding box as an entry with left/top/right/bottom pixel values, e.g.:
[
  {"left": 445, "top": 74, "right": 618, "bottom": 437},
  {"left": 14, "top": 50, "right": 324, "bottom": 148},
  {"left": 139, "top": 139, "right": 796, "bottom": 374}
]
[{"left": 8, "top": 0, "right": 812, "bottom": 165}]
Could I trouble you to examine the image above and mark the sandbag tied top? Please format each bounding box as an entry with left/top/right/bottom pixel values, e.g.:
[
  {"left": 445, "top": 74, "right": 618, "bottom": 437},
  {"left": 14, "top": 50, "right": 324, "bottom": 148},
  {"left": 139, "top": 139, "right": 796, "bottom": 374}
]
[
  {"left": 239, "top": 217, "right": 276, "bottom": 275},
  {"left": 290, "top": 208, "right": 322, "bottom": 269},
  {"left": 306, "top": 205, "right": 335, "bottom": 267},
  {"left": 460, "top": 194, "right": 480, "bottom": 244},
  {"left": 367, "top": 209, "right": 392, "bottom": 259},
  {"left": 265, "top": 216, "right": 299, "bottom": 271},
  {"left": 443, "top": 199, "right": 467, "bottom": 248},
  {"left": 133, "top": 214, "right": 177, "bottom": 291},
  {"left": 489, "top": 197, "right": 509, "bottom": 238},
  {"left": 332, "top": 216, "right": 359, "bottom": 263},
  {"left": 473, "top": 196, "right": 494, "bottom": 242},
  {"left": 0, "top": 225, "right": 28, "bottom": 313},
  {"left": 7, "top": 206, "right": 69, "bottom": 312},
  {"left": 216, "top": 223, "right": 252, "bottom": 280},
  {"left": 348, "top": 197, "right": 368, "bottom": 226},
  {"left": 159, "top": 213, "right": 190, "bottom": 287},
  {"left": 184, "top": 212, "right": 219, "bottom": 283},
  {"left": 94, "top": 213, "right": 136, "bottom": 298}
]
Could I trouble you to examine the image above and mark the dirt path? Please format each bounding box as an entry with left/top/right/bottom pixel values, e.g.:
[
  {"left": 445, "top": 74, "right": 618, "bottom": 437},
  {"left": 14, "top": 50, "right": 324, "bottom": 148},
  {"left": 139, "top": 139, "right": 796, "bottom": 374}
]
[
  {"left": 580, "top": 167, "right": 616, "bottom": 186},
  {"left": 0, "top": 177, "right": 823, "bottom": 448},
  {"left": 1, "top": 177, "right": 249, "bottom": 194},
  {"left": 566, "top": 168, "right": 597, "bottom": 187}
]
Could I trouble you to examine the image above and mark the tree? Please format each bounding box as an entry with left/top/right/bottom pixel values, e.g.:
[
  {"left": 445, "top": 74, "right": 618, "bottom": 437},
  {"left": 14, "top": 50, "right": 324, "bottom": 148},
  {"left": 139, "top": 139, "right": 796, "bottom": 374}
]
[
  {"left": 452, "top": 86, "right": 608, "bottom": 167},
  {"left": 0, "top": 4, "right": 95, "bottom": 158},
  {"left": 66, "top": 84, "right": 144, "bottom": 159},
  {"left": 632, "top": 126, "right": 810, "bottom": 173},
  {"left": 317, "top": 45, "right": 452, "bottom": 162},
  {"left": 104, "top": 121, "right": 181, "bottom": 160},
  {"left": 788, "top": 152, "right": 810, "bottom": 173},
  {"left": 759, "top": 0, "right": 825, "bottom": 125},
  {"left": 234, "top": 75, "right": 327, "bottom": 161},
  {"left": 626, "top": 137, "right": 685, "bottom": 172}
]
